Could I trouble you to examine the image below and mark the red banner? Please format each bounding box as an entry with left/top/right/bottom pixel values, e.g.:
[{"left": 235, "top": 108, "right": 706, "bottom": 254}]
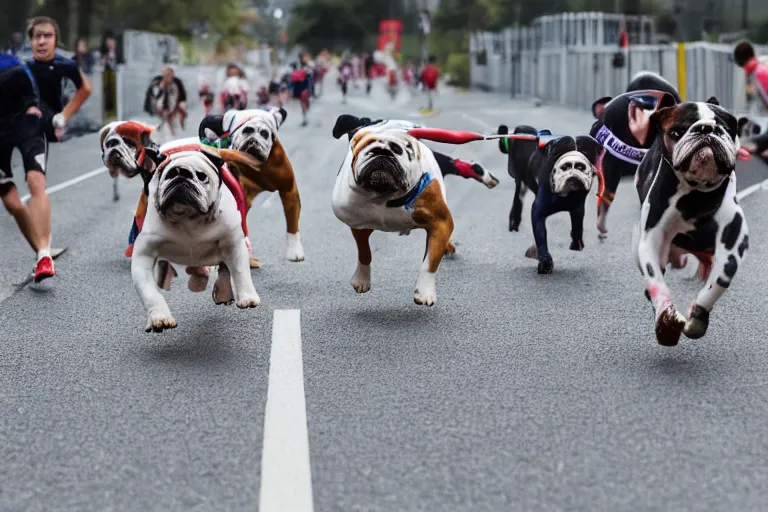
[{"left": 378, "top": 19, "right": 403, "bottom": 54}]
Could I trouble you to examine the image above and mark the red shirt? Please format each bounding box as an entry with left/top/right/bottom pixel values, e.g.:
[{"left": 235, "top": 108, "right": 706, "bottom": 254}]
[{"left": 421, "top": 64, "right": 440, "bottom": 89}]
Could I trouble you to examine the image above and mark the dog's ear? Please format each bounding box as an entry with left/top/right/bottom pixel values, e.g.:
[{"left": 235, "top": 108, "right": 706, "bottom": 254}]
[
  {"left": 269, "top": 106, "right": 287, "bottom": 128},
  {"left": 591, "top": 96, "right": 612, "bottom": 120},
  {"left": 706, "top": 96, "right": 720, "bottom": 106},
  {"left": 497, "top": 125, "right": 509, "bottom": 154},
  {"left": 333, "top": 114, "right": 366, "bottom": 139},
  {"left": 575, "top": 135, "right": 603, "bottom": 166},
  {"left": 99, "top": 122, "right": 117, "bottom": 149},
  {"left": 737, "top": 116, "right": 751, "bottom": 137},
  {"left": 648, "top": 106, "right": 676, "bottom": 141},
  {"left": 199, "top": 115, "right": 225, "bottom": 141},
  {"left": 143, "top": 147, "right": 167, "bottom": 167}
]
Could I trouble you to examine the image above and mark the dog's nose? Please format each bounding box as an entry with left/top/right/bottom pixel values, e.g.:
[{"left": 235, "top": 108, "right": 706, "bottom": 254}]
[{"left": 166, "top": 167, "right": 193, "bottom": 180}]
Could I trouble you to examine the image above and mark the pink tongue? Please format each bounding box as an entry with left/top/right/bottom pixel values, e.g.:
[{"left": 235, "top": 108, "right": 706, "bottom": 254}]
[{"left": 738, "top": 147, "right": 752, "bottom": 161}]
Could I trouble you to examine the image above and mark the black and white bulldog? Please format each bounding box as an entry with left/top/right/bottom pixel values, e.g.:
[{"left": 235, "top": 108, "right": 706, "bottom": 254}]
[
  {"left": 100, "top": 120, "right": 158, "bottom": 201},
  {"left": 633, "top": 97, "right": 750, "bottom": 346},
  {"left": 131, "top": 137, "right": 262, "bottom": 332},
  {"left": 500, "top": 129, "right": 602, "bottom": 273},
  {"left": 331, "top": 115, "right": 455, "bottom": 306}
]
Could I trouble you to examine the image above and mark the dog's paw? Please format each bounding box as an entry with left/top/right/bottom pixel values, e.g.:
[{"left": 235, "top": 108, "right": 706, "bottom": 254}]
[
  {"left": 145, "top": 310, "right": 177, "bottom": 333},
  {"left": 683, "top": 304, "right": 710, "bottom": 339},
  {"left": 212, "top": 281, "right": 234, "bottom": 305},
  {"left": 655, "top": 305, "right": 686, "bottom": 346},
  {"left": 444, "top": 241, "right": 456, "bottom": 256},
  {"left": 524, "top": 244, "right": 538, "bottom": 259},
  {"left": 569, "top": 239, "right": 585, "bottom": 251},
  {"left": 285, "top": 233, "right": 305, "bottom": 262},
  {"left": 236, "top": 293, "right": 261, "bottom": 309},
  {"left": 597, "top": 213, "right": 608, "bottom": 239},
  {"left": 509, "top": 220, "right": 520, "bottom": 232},
  {"left": 249, "top": 256, "right": 261, "bottom": 269},
  {"left": 537, "top": 256, "right": 554, "bottom": 274},
  {"left": 483, "top": 172, "right": 500, "bottom": 189},
  {"left": 351, "top": 264, "right": 371, "bottom": 293},
  {"left": 413, "top": 271, "right": 437, "bottom": 306}
]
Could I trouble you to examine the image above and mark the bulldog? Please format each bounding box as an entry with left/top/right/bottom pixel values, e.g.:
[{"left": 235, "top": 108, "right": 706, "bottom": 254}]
[
  {"left": 332, "top": 115, "right": 499, "bottom": 188},
  {"left": 331, "top": 115, "right": 454, "bottom": 306},
  {"left": 633, "top": 98, "right": 750, "bottom": 346},
  {"left": 131, "top": 137, "right": 262, "bottom": 332},
  {"left": 100, "top": 120, "right": 158, "bottom": 201},
  {"left": 499, "top": 128, "right": 601, "bottom": 274},
  {"left": 590, "top": 72, "right": 681, "bottom": 239},
  {"left": 100, "top": 121, "right": 252, "bottom": 293},
  {"left": 199, "top": 107, "right": 304, "bottom": 268}
]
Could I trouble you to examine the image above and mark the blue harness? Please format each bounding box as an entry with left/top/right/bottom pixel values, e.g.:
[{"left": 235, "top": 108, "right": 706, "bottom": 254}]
[{"left": 386, "top": 172, "right": 434, "bottom": 211}]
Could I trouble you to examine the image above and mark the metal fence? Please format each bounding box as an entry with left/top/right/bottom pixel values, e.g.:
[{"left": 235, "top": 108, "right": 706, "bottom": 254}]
[{"left": 469, "top": 28, "right": 768, "bottom": 116}]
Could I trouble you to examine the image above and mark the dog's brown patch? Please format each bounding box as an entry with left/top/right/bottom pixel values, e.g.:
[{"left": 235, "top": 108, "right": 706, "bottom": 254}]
[{"left": 411, "top": 180, "right": 454, "bottom": 273}]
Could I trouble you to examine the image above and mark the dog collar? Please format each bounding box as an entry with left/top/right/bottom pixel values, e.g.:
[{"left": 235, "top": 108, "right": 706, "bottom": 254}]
[
  {"left": 386, "top": 172, "right": 433, "bottom": 211},
  {"left": 594, "top": 125, "right": 647, "bottom": 165}
]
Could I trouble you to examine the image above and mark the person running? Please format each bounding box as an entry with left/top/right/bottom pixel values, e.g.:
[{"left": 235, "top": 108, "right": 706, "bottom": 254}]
[
  {"left": 0, "top": 53, "right": 55, "bottom": 281},
  {"left": 290, "top": 62, "right": 311, "bottom": 127},
  {"left": 338, "top": 56, "right": 353, "bottom": 104},
  {"left": 22, "top": 16, "right": 92, "bottom": 281},
  {"left": 420, "top": 55, "right": 440, "bottom": 111},
  {"left": 363, "top": 52, "right": 375, "bottom": 95},
  {"left": 143, "top": 65, "right": 188, "bottom": 133}
]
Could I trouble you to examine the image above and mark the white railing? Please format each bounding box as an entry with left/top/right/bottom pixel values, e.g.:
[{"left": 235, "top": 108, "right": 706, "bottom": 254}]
[{"left": 470, "top": 29, "right": 768, "bottom": 116}]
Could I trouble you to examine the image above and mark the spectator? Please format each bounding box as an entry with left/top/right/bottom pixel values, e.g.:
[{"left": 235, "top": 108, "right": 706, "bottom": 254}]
[
  {"left": 100, "top": 33, "right": 118, "bottom": 70},
  {"left": 75, "top": 38, "right": 93, "bottom": 74},
  {"left": 5, "top": 32, "right": 23, "bottom": 56}
]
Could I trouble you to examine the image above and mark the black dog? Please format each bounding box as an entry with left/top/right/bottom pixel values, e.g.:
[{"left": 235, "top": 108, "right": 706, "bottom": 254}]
[
  {"left": 497, "top": 124, "right": 540, "bottom": 232},
  {"left": 590, "top": 72, "right": 681, "bottom": 239},
  {"left": 499, "top": 129, "right": 602, "bottom": 274},
  {"left": 633, "top": 97, "right": 749, "bottom": 346}
]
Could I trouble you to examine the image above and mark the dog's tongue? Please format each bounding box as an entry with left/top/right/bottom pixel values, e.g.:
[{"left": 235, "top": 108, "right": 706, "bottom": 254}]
[{"left": 738, "top": 147, "right": 752, "bottom": 161}]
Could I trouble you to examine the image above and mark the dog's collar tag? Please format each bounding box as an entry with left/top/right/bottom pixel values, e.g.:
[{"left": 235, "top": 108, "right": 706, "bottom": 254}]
[
  {"left": 386, "top": 172, "right": 433, "bottom": 211},
  {"left": 594, "top": 125, "right": 648, "bottom": 165}
]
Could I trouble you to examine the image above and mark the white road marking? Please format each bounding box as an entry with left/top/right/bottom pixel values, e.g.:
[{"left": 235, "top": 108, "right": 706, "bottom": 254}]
[
  {"left": 20, "top": 166, "right": 107, "bottom": 204},
  {"left": 736, "top": 177, "right": 768, "bottom": 201},
  {"left": 259, "top": 309, "right": 314, "bottom": 512}
]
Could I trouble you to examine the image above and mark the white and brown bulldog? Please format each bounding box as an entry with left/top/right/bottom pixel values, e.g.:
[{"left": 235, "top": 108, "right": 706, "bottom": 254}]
[
  {"left": 199, "top": 107, "right": 304, "bottom": 268},
  {"left": 100, "top": 120, "right": 158, "bottom": 201},
  {"left": 132, "top": 137, "right": 262, "bottom": 332},
  {"left": 331, "top": 115, "right": 454, "bottom": 306},
  {"left": 633, "top": 97, "right": 750, "bottom": 346}
]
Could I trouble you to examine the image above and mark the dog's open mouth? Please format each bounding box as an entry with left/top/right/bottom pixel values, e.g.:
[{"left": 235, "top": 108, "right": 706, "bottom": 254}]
[
  {"left": 677, "top": 143, "right": 731, "bottom": 188},
  {"left": 241, "top": 139, "right": 267, "bottom": 161}
]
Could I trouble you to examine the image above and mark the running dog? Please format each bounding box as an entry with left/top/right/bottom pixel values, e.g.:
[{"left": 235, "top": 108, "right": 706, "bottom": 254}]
[
  {"left": 331, "top": 114, "right": 454, "bottom": 306},
  {"left": 590, "top": 72, "right": 681, "bottom": 239},
  {"left": 633, "top": 97, "right": 749, "bottom": 346},
  {"left": 199, "top": 107, "right": 304, "bottom": 268},
  {"left": 498, "top": 127, "right": 601, "bottom": 273},
  {"left": 132, "top": 138, "right": 261, "bottom": 332}
]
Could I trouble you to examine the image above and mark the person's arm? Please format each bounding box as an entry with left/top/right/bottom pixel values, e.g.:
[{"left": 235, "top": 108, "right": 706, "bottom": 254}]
[
  {"left": 60, "top": 60, "right": 92, "bottom": 122},
  {"left": 174, "top": 77, "right": 187, "bottom": 102}
]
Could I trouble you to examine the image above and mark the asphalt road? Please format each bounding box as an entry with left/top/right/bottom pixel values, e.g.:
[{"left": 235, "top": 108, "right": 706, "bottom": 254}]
[{"left": 2, "top": 75, "right": 768, "bottom": 512}]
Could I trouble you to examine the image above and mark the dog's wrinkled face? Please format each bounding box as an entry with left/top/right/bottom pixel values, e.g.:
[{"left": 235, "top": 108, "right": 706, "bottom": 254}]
[
  {"left": 350, "top": 128, "right": 420, "bottom": 196},
  {"left": 99, "top": 121, "right": 155, "bottom": 178},
  {"left": 155, "top": 151, "right": 221, "bottom": 223},
  {"left": 652, "top": 99, "right": 740, "bottom": 191},
  {"left": 543, "top": 136, "right": 601, "bottom": 196},
  {"left": 214, "top": 107, "right": 287, "bottom": 162}
]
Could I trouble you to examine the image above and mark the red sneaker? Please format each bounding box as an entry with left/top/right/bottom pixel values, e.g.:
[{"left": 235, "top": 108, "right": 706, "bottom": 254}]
[{"left": 34, "top": 256, "right": 55, "bottom": 283}]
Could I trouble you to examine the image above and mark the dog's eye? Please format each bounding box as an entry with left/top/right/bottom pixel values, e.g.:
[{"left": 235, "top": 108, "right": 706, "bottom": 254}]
[
  {"left": 260, "top": 129, "right": 270, "bottom": 139},
  {"left": 242, "top": 127, "right": 255, "bottom": 135},
  {"left": 668, "top": 128, "right": 684, "bottom": 141},
  {"left": 389, "top": 142, "right": 403, "bottom": 155},
  {"left": 195, "top": 171, "right": 208, "bottom": 182}
]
